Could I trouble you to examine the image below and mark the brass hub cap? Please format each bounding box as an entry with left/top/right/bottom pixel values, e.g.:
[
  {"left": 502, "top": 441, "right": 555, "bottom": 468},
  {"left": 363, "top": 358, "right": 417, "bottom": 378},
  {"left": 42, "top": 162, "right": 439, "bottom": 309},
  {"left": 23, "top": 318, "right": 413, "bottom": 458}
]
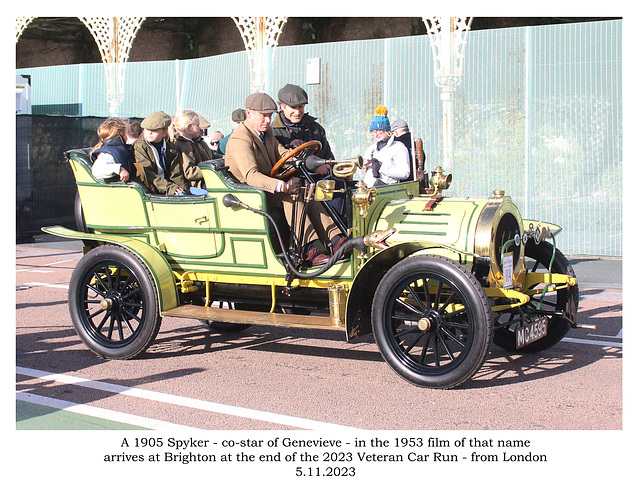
[
  {"left": 418, "top": 317, "right": 431, "bottom": 331},
  {"left": 100, "top": 298, "right": 114, "bottom": 310}
]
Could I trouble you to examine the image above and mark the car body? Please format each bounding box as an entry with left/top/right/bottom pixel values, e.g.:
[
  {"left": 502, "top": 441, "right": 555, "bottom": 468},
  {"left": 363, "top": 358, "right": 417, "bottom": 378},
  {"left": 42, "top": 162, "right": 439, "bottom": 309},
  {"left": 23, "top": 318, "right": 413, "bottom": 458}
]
[{"left": 44, "top": 142, "right": 580, "bottom": 389}]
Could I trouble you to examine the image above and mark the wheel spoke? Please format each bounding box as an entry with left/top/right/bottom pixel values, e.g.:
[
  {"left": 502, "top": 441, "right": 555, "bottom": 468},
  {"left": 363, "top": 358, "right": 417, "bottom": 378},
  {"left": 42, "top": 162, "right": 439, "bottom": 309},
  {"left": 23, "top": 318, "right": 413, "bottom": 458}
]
[
  {"left": 86, "top": 308, "right": 107, "bottom": 321},
  {"left": 436, "top": 331, "right": 457, "bottom": 361},
  {"left": 87, "top": 282, "right": 106, "bottom": 297},
  {"left": 439, "top": 327, "right": 466, "bottom": 348},
  {"left": 422, "top": 280, "right": 432, "bottom": 310},
  {"left": 121, "top": 285, "right": 141, "bottom": 301},
  {"left": 119, "top": 313, "right": 136, "bottom": 336},
  {"left": 434, "top": 280, "right": 443, "bottom": 308},
  {"left": 394, "top": 327, "right": 420, "bottom": 339},
  {"left": 91, "top": 309, "right": 109, "bottom": 327},
  {"left": 106, "top": 312, "right": 116, "bottom": 340},
  {"left": 121, "top": 306, "right": 144, "bottom": 325},
  {"left": 394, "top": 297, "right": 422, "bottom": 315},
  {"left": 401, "top": 332, "right": 425, "bottom": 353},
  {"left": 440, "top": 318, "right": 469, "bottom": 331},
  {"left": 103, "top": 266, "right": 113, "bottom": 290},
  {"left": 116, "top": 315, "right": 125, "bottom": 341},
  {"left": 419, "top": 334, "right": 431, "bottom": 364},
  {"left": 406, "top": 283, "right": 427, "bottom": 312},
  {"left": 437, "top": 291, "right": 457, "bottom": 314}
]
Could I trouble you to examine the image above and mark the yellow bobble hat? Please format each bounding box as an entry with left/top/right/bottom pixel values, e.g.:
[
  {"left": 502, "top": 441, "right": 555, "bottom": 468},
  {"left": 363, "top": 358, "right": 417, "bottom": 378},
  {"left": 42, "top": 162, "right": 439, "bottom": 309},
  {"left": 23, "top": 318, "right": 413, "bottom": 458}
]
[{"left": 369, "top": 105, "right": 390, "bottom": 131}]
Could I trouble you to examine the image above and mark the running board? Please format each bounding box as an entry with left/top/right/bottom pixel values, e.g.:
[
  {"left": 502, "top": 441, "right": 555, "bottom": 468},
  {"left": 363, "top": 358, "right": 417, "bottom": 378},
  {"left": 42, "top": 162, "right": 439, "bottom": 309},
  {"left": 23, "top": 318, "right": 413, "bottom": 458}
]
[{"left": 162, "top": 305, "right": 345, "bottom": 331}]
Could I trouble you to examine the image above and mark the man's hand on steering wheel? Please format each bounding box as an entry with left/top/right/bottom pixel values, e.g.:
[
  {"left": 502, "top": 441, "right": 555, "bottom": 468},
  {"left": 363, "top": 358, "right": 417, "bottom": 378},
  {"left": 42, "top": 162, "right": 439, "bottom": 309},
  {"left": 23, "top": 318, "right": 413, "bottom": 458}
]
[
  {"left": 282, "top": 177, "right": 302, "bottom": 195},
  {"left": 271, "top": 140, "right": 322, "bottom": 180}
]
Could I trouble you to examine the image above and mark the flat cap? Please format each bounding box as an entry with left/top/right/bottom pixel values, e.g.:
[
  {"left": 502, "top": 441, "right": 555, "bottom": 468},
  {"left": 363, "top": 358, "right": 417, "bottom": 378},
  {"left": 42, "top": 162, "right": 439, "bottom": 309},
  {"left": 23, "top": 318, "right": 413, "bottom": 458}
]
[
  {"left": 390, "top": 119, "right": 408, "bottom": 131},
  {"left": 198, "top": 114, "right": 211, "bottom": 129},
  {"left": 141, "top": 111, "right": 171, "bottom": 130},
  {"left": 278, "top": 83, "right": 308, "bottom": 106},
  {"left": 245, "top": 92, "right": 278, "bottom": 114},
  {"left": 232, "top": 108, "right": 247, "bottom": 122}
]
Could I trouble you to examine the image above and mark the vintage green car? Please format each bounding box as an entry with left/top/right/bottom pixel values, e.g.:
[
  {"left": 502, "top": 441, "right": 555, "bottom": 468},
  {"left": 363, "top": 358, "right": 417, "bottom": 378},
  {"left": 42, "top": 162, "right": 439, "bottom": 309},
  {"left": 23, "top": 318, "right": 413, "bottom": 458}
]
[{"left": 44, "top": 140, "right": 581, "bottom": 389}]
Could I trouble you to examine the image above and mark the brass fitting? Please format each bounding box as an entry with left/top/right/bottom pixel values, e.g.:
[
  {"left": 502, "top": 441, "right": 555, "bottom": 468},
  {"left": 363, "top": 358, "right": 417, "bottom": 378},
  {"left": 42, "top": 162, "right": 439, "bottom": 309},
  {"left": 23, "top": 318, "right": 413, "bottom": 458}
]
[{"left": 352, "top": 180, "right": 377, "bottom": 217}]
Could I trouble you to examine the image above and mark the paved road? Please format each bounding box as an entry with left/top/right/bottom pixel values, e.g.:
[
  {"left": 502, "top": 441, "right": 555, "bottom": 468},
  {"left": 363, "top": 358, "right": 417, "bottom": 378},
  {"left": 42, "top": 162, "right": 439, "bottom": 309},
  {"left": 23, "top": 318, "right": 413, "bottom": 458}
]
[{"left": 14, "top": 238, "right": 625, "bottom": 477}]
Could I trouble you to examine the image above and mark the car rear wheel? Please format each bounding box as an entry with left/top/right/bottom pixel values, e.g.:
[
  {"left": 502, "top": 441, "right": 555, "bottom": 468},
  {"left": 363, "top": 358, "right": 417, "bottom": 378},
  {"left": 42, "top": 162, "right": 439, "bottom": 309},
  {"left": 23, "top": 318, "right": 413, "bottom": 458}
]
[
  {"left": 372, "top": 255, "right": 493, "bottom": 389},
  {"left": 68, "top": 245, "right": 161, "bottom": 359}
]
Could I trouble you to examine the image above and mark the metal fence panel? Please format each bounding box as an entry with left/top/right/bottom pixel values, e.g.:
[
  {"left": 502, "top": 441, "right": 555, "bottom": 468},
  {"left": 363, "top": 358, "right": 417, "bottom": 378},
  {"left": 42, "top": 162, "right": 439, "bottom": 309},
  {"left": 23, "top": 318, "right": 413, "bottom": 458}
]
[{"left": 16, "top": 20, "right": 622, "bottom": 255}]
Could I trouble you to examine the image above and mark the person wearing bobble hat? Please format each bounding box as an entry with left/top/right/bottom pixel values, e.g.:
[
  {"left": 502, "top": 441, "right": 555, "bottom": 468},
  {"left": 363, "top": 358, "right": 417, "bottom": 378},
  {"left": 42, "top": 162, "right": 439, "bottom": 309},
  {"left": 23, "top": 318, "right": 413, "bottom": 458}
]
[{"left": 359, "top": 105, "right": 411, "bottom": 188}]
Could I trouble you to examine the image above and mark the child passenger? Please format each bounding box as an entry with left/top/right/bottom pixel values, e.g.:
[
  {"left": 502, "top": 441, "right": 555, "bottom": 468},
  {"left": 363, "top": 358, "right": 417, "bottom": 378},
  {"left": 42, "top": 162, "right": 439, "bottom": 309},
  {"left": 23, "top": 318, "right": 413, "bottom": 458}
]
[
  {"left": 90, "top": 117, "right": 135, "bottom": 182},
  {"left": 172, "top": 110, "right": 208, "bottom": 190},
  {"left": 133, "top": 111, "right": 189, "bottom": 195}
]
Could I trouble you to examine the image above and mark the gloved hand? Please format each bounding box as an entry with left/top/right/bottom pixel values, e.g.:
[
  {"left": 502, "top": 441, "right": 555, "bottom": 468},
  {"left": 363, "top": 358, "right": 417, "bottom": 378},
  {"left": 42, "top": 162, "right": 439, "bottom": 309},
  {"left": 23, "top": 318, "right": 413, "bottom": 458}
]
[
  {"left": 315, "top": 163, "right": 331, "bottom": 176},
  {"left": 370, "top": 158, "right": 382, "bottom": 178},
  {"left": 306, "top": 155, "right": 331, "bottom": 175},
  {"left": 282, "top": 177, "right": 302, "bottom": 195},
  {"left": 289, "top": 139, "right": 305, "bottom": 148}
]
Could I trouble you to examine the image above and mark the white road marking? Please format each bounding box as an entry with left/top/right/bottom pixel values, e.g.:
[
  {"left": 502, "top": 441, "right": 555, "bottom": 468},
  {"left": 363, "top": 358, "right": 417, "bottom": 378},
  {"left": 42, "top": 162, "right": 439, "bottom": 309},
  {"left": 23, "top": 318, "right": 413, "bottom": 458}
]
[
  {"left": 45, "top": 259, "right": 77, "bottom": 266},
  {"left": 589, "top": 328, "right": 622, "bottom": 339},
  {"left": 561, "top": 337, "right": 622, "bottom": 348},
  {"left": 16, "top": 392, "right": 202, "bottom": 430},
  {"left": 25, "top": 282, "right": 69, "bottom": 289},
  {"left": 16, "top": 366, "right": 360, "bottom": 431}
]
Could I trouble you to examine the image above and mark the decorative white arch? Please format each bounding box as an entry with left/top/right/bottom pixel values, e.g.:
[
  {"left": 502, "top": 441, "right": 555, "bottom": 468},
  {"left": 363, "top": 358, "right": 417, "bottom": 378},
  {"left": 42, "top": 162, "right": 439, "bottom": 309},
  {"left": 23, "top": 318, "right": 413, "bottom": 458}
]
[
  {"left": 423, "top": 17, "right": 473, "bottom": 174},
  {"left": 16, "top": 17, "right": 35, "bottom": 42},
  {"left": 233, "top": 17, "right": 288, "bottom": 93},
  {"left": 17, "top": 17, "right": 288, "bottom": 112},
  {"left": 79, "top": 17, "right": 145, "bottom": 115}
]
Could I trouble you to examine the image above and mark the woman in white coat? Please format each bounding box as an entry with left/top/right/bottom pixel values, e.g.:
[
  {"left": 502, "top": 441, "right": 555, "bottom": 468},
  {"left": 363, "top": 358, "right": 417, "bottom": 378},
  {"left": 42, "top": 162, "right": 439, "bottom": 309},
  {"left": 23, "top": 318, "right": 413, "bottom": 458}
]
[{"left": 359, "top": 105, "right": 411, "bottom": 188}]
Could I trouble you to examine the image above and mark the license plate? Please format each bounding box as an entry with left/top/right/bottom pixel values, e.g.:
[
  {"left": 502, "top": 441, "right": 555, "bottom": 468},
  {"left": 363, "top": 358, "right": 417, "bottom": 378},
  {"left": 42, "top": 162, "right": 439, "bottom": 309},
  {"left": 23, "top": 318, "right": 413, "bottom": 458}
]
[{"left": 516, "top": 318, "right": 548, "bottom": 349}]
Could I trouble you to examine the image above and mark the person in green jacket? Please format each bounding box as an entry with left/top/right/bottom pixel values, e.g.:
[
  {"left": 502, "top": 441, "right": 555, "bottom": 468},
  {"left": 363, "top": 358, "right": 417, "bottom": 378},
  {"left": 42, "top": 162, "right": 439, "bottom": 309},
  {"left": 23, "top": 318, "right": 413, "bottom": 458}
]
[
  {"left": 218, "top": 108, "right": 246, "bottom": 155},
  {"left": 133, "top": 111, "right": 188, "bottom": 195}
]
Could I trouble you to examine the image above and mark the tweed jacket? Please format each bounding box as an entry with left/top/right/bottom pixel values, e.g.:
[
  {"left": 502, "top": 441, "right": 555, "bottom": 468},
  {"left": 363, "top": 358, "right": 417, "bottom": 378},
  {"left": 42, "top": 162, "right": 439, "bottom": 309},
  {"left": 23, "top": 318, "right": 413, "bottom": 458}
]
[
  {"left": 133, "top": 137, "right": 189, "bottom": 195},
  {"left": 175, "top": 135, "right": 207, "bottom": 189},
  {"left": 224, "top": 121, "right": 288, "bottom": 194}
]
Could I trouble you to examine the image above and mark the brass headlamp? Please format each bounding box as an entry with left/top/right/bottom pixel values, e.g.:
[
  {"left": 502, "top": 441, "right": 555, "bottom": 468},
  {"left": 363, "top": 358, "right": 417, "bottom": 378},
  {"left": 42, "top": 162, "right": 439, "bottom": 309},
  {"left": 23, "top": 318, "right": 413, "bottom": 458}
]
[{"left": 429, "top": 166, "right": 452, "bottom": 195}]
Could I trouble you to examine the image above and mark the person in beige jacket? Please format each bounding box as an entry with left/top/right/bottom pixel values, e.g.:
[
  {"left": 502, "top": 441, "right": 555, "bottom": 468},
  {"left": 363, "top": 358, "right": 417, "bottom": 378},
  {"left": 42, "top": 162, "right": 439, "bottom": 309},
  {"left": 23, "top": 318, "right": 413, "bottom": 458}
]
[{"left": 225, "top": 92, "right": 345, "bottom": 266}]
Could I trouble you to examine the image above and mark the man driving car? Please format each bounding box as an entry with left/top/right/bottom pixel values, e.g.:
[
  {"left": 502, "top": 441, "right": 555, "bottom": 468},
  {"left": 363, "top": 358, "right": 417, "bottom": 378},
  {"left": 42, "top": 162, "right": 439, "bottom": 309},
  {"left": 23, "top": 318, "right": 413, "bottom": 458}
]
[{"left": 224, "top": 92, "right": 345, "bottom": 266}]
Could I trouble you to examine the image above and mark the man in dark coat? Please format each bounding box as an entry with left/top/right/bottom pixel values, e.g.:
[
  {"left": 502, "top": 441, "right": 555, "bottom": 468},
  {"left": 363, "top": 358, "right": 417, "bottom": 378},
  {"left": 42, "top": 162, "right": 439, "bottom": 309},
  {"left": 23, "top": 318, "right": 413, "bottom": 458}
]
[
  {"left": 271, "top": 84, "right": 334, "bottom": 161},
  {"left": 273, "top": 83, "right": 349, "bottom": 226}
]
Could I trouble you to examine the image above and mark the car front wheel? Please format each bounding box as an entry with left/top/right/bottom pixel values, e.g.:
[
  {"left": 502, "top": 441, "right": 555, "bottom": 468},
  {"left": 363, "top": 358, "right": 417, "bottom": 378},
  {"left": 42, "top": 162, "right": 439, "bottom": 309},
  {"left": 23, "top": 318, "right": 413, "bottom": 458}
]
[
  {"left": 68, "top": 245, "right": 161, "bottom": 359},
  {"left": 372, "top": 255, "right": 493, "bottom": 389}
]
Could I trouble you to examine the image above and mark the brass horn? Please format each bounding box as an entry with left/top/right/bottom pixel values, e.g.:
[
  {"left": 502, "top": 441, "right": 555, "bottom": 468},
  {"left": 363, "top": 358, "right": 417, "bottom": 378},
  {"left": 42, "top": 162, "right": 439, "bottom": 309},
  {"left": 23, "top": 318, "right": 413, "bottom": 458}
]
[{"left": 331, "top": 155, "right": 362, "bottom": 178}]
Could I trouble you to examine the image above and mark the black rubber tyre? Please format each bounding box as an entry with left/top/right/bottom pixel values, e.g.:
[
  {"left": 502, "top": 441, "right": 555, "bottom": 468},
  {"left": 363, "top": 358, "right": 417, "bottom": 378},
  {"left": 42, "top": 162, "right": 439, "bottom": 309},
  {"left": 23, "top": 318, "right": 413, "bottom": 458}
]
[
  {"left": 68, "top": 245, "right": 161, "bottom": 359},
  {"left": 74, "top": 190, "right": 91, "bottom": 233},
  {"left": 493, "top": 241, "right": 578, "bottom": 353},
  {"left": 372, "top": 255, "right": 493, "bottom": 389}
]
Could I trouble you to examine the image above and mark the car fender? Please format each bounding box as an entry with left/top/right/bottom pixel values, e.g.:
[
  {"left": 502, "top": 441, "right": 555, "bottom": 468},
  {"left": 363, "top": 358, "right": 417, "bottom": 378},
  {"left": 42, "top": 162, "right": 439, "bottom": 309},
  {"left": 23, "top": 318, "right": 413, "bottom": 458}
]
[
  {"left": 521, "top": 219, "right": 563, "bottom": 236},
  {"left": 345, "top": 241, "right": 467, "bottom": 340},
  {"left": 41, "top": 225, "right": 179, "bottom": 311}
]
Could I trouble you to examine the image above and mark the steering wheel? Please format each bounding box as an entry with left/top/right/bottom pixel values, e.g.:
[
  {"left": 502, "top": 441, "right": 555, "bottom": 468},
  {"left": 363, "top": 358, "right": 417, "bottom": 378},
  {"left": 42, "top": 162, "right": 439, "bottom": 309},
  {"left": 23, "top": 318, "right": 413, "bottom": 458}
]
[{"left": 270, "top": 140, "right": 321, "bottom": 180}]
